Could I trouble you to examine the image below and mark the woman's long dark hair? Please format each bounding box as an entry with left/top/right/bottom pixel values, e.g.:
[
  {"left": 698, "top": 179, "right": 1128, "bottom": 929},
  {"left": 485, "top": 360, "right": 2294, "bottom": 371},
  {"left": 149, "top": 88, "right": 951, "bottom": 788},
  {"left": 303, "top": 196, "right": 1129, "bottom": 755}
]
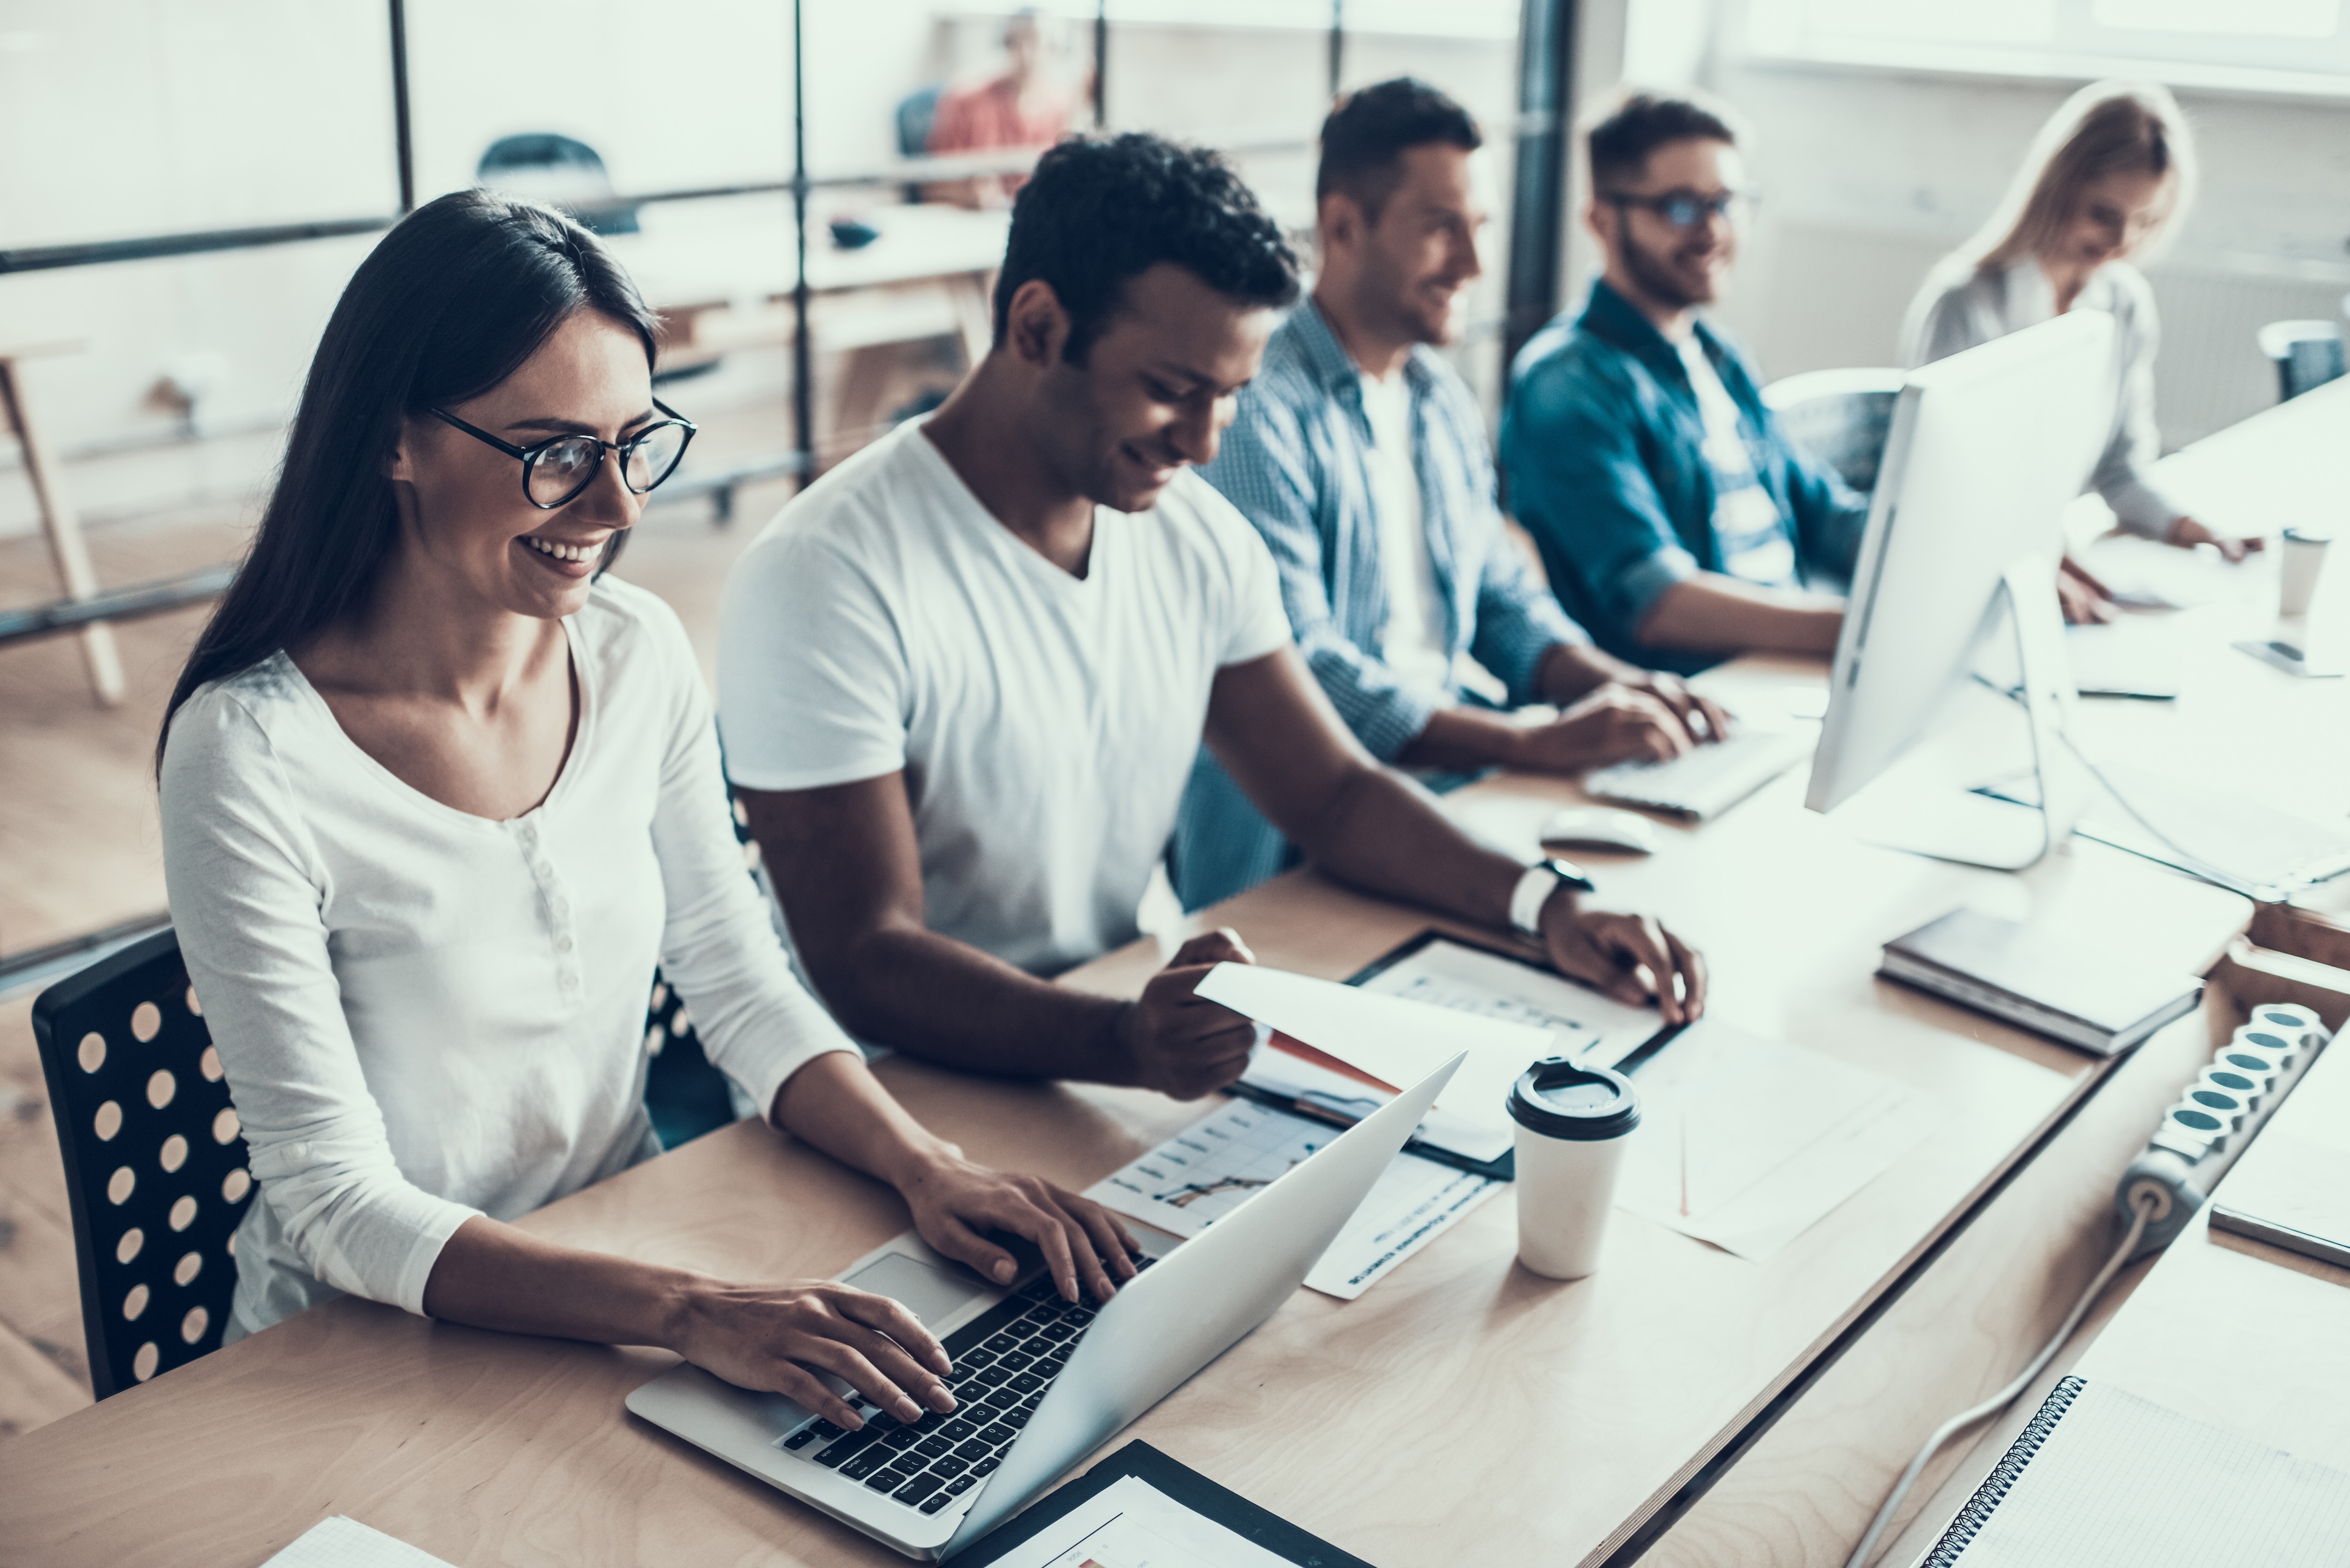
[{"left": 157, "top": 189, "right": 659, "bottom": 775}]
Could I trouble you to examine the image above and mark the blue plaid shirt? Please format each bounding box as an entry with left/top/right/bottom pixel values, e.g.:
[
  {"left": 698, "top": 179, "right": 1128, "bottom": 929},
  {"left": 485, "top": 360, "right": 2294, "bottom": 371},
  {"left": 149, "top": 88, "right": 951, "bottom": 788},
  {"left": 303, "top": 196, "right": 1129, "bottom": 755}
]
[
  {"left": 1170, "top": 300, "right": 1589, "bottom": 909},
  {"left": 1197, "top": 299, "right": 1588, "bottom": 758}
]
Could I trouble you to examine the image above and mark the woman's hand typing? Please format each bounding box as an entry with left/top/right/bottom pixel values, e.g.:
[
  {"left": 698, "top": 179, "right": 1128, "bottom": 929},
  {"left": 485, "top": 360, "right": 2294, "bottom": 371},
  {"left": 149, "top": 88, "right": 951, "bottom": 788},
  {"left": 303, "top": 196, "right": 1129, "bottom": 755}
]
[
  {"left": 895, "top": 1149, "right": 1139, "bottom": 1305},
  {"left": 669, "top": 1276, "right": 955, "bottom": 1430}
]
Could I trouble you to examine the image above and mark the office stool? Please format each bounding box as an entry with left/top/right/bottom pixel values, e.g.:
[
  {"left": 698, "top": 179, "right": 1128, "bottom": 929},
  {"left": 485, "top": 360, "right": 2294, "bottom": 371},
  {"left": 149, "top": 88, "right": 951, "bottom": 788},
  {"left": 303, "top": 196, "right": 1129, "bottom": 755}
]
[
  {"left": 32, "top": 928, "right": 252, "bottom": 1399},
  {"left": 2258, "top": 319, "right": 2345, "bottom": 402},
  {"left": 1761, "top": 367, "right": 1905, "bottom": 494}
]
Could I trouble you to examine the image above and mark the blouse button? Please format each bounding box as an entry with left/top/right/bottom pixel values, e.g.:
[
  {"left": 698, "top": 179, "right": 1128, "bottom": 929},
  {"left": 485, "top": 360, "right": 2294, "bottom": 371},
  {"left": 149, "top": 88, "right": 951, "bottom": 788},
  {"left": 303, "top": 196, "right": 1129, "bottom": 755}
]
[{"left": 556, "top": 935, "right": 574, "bottom": 954}]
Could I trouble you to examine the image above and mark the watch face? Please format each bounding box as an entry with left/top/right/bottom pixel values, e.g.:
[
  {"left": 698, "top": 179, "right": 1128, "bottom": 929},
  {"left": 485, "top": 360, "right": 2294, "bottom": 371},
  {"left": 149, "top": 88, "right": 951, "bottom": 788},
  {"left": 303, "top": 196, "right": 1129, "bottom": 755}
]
[{"left": 1545, "top": 858, "right": 1596, "bottom": 892}]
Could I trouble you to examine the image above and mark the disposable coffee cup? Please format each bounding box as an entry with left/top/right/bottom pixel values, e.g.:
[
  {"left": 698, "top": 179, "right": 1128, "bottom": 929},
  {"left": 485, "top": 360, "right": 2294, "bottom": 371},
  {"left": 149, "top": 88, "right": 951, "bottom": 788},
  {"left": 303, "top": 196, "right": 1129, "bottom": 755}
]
[
  {"left": 2280, "top": 528, "right": 2332, "bottom": 617},
  {"left": 1508, "top": 1058, "right": 1639, "bottom": 1280}
]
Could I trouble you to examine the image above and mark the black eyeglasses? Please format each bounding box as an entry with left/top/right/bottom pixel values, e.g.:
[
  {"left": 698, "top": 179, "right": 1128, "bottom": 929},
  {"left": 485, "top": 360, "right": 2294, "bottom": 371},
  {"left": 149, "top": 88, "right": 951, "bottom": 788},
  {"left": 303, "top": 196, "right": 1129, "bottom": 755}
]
[
  {"left": 1601, "top": 188, "right": 1757, "bottom": 230},
  {"left": 429, "top": 399, "right": 698, "bottom": 510}
]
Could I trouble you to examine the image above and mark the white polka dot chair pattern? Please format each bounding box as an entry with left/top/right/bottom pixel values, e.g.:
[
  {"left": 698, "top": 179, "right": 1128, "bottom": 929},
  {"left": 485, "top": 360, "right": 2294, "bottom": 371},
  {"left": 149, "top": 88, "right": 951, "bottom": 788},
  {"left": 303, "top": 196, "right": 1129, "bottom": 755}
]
[{"left": 32, "top": 928, "right": 254, "bottom": 1399}]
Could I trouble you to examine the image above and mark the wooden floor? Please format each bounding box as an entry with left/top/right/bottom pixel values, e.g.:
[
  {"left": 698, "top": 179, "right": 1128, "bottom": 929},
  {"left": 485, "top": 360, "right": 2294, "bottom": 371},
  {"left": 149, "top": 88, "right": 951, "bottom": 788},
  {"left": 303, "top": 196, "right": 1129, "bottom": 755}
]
[{"left": 0, "top": 414, "right": 806, "bottom": 1443}]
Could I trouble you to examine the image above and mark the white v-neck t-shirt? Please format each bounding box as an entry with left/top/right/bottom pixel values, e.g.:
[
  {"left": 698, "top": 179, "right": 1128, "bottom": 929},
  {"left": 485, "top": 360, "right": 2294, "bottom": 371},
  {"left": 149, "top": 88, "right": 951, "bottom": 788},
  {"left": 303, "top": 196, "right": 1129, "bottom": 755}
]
[
  {"left": 1357, "top": 368, "right": 1452, "bottom": 695},
  {"left": 718, "top": 421, "right": 1292, "bottom": 977},
  {"left": 160, "top": 578, "right": 860, "bottom": 1339}
]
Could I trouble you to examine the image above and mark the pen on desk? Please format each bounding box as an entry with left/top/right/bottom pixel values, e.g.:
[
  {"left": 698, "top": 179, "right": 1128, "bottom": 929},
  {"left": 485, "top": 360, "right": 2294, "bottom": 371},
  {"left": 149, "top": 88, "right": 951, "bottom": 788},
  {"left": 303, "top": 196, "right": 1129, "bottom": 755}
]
[{"left": 1679, "top": 1112, "right": 1690, "bottom": 1219}]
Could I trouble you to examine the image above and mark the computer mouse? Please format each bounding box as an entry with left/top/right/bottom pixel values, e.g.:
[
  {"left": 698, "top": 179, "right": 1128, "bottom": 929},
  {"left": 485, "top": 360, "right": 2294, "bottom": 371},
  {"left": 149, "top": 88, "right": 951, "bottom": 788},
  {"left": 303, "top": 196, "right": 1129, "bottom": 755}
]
[{"left": 1540, "top": 806, "right": 1660, "bottom": 855}]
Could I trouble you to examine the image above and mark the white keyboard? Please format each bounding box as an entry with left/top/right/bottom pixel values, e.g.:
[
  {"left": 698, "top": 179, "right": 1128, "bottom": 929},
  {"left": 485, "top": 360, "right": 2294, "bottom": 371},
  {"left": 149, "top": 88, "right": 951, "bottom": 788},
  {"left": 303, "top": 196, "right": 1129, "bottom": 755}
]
[{"left": 1582, "top": 727, "right": 1818, "bottom": 820}]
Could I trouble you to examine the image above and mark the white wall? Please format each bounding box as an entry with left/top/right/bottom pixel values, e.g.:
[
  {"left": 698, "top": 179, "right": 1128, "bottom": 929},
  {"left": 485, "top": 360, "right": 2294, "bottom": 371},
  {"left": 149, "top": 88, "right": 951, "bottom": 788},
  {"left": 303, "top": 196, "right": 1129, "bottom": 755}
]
[{"left": 1688, "top": 0, "right": 2350, "bottom": 449}]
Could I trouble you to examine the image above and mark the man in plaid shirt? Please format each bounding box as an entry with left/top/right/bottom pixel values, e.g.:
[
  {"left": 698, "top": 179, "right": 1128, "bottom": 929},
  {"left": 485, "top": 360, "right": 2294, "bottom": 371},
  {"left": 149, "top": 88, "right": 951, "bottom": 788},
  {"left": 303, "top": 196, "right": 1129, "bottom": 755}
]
[{"left": 1171, "top": 80, "right": 1723, "bottom": 909}]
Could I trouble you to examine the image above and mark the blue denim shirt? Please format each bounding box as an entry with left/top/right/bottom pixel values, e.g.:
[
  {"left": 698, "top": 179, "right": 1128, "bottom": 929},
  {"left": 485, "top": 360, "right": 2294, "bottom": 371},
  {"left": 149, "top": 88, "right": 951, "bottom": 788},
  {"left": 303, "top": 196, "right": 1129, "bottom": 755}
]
[
  {"left": 1168, "top": 300, "right": 1589, "bottom": 909},
  {"left": 1499, "top": 280, "right": 1868, "bottom": 675}
]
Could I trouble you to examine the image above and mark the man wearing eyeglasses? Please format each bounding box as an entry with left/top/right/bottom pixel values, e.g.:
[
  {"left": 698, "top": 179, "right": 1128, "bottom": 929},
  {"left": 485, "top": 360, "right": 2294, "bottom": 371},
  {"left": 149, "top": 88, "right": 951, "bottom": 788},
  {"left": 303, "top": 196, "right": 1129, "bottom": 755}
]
[{"left": 1499, "top": 90, "right": 1866, "bottom": 673}]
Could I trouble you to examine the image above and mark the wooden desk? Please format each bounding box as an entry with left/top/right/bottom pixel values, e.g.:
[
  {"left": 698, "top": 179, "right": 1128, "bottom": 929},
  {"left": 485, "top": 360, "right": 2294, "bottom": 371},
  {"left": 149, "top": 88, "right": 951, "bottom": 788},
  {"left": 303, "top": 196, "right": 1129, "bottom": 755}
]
[
  {"left": 1, "top": 385, "right": 2337, "bottom": 1568},
  {"left": 1878, "top": 1010, "right": 2350, "bottom": 1566},
  {"left": 0, "top": 704, "right": 2250, "bottom": 1567}
]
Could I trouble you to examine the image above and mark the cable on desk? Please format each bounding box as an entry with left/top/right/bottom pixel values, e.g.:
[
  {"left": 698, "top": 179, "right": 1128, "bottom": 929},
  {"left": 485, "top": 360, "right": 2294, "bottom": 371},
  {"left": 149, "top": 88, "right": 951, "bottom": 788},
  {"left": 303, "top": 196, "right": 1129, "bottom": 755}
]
[
  {"left": 1841, "top": 1190, "right": 2158, "bottom": 1568},
  {"left": 2054, "top": 730, "right": 2257, "bottom": 894},
  {"left": 1966, "top": 673, "right": 2266, "bottom": 897}
]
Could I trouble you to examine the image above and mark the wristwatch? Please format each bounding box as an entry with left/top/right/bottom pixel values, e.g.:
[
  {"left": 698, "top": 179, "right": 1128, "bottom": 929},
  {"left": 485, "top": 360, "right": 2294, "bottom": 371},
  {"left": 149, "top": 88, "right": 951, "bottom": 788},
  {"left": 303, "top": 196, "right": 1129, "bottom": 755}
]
[{"left": 1508, "top": 857, "right": 1597, "bottom": 938}]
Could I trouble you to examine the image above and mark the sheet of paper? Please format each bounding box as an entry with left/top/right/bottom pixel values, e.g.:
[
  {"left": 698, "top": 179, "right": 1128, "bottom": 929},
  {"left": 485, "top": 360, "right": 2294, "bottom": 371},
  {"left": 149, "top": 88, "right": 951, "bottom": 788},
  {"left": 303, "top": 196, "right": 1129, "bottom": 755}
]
[
  {"left": 1353, "top": 937, "right": 1671, "bottom": 1071},
  {"left": 1082, "top": 1101, "right": 1502, "bottom": 1298},
  {"left": 262, "top": 1518, "right": 455, "bottom": 1568},
  {"left": 1239, "top": 1033, "right": 1510, "bottom": 1164},
  {"left": 1301, "top": 1149, "right": 1504, "bottom": 1300},
  {"left": 1199, "top": 962, "right": 1550, "bottom": 1147},
  {"left": 1612, "top": 1020, "right": 1946, "bottom": 1261},
  {"left": 981, "top": 1473, "right": 1296, "bottom": 1568}
]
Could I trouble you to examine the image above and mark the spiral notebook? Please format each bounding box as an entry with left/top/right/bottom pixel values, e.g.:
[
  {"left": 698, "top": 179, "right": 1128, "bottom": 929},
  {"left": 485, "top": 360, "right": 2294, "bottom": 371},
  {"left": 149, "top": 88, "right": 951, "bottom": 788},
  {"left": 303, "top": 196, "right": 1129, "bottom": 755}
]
[{"left": 1921, "top": 1376, "right": 2350, "bottom": 1566}]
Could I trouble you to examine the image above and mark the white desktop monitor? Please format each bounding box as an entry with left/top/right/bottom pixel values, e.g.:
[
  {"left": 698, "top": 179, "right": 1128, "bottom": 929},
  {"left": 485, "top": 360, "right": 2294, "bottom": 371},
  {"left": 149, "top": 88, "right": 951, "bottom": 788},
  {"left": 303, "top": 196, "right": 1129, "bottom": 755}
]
[{"left": 1803, "top": 310, "right": 2118, "bottom": 864}]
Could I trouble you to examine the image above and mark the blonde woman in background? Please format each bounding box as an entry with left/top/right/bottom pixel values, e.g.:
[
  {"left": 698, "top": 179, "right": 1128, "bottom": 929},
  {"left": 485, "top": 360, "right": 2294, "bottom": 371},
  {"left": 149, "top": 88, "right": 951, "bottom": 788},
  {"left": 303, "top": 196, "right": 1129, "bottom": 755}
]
[{"left": 1900, "top": 81, "right": 2261, "bottom": 620}]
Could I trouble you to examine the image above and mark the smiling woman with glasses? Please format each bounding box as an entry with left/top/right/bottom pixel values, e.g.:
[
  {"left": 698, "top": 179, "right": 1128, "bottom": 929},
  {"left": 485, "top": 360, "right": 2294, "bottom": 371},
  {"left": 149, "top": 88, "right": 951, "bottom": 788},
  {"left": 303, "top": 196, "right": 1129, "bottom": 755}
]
[
  {"left": 152, "top": 190, "right": 1136, "bottom": 1434},
  {"left": 428, "top": 398, "right": 696, "bottom": 509}
]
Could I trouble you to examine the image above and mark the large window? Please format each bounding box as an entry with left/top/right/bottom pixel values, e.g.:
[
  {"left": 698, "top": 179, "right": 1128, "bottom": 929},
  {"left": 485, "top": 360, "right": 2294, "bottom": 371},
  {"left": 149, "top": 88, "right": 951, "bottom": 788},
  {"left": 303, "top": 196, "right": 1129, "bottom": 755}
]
[{"left": 1748, "top": 0, "right": 2350, "bottom": 92}]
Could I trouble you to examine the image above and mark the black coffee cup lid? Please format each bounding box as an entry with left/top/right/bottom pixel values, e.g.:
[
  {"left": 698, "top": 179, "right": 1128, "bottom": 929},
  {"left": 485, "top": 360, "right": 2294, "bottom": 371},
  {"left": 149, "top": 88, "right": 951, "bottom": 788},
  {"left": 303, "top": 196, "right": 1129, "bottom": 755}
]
[{"left": 1508, "top": 1057, "right": 1639, "bottom": 1141}]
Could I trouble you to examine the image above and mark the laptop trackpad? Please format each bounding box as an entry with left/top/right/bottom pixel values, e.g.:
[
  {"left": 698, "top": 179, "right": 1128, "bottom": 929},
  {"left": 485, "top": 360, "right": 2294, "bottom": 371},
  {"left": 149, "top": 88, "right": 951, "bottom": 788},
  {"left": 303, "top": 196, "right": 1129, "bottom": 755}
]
[{"left": 841, "top": 1251, "right": 992, "bottom": 1329}]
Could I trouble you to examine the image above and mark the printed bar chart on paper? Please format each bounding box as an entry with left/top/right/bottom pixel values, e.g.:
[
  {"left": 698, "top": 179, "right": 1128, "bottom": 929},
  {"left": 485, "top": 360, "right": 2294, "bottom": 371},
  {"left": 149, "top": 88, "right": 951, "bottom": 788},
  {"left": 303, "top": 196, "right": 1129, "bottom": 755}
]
[
  {"left": 1354, "top": 935, "right": 1668, "bottom": 1070},
  {"left": 1088, "top": 1101, "right": 1330, "bottom": 1238},
  {"left": 1083, "top": 1101, "right": 1503, "bottom": 1298}
]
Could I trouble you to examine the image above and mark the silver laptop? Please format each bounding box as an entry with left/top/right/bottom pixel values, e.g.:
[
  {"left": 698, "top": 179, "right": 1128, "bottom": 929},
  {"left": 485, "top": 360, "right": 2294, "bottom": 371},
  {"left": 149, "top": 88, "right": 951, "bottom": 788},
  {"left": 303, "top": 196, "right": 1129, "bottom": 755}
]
[{"left": 626, "top": 1053, "right": 1463, "bottom": 1559}]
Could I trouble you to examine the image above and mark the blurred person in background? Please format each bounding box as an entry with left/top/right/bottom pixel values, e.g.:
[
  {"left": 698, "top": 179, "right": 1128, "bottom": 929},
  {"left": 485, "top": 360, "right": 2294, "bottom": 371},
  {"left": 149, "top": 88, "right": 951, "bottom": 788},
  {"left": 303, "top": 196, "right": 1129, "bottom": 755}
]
[
  {"left": 926, "top": 9, "right": 1081, "bottom": 208},
  {"left": 1901, "top": 80, "right": 2261, "bottom": 625}
]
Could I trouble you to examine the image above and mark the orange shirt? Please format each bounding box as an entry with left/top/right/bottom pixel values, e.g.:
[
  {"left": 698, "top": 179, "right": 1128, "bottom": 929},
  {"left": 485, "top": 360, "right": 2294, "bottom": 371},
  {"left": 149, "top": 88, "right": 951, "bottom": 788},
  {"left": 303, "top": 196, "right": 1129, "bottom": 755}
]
[{"left": 926, "top": 73, "right": 1074, "bottom": 155}]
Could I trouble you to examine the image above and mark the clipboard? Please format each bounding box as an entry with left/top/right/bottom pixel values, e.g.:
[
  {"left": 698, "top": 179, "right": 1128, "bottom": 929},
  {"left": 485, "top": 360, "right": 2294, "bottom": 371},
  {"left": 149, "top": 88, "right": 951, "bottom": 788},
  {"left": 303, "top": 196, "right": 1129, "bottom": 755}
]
[
  {"left": 1227, "top": 929, "right": 1682, "bottom": 1183},
  {"left": 950, "top": 1440, "right": 1371, "bottom": 1567}
]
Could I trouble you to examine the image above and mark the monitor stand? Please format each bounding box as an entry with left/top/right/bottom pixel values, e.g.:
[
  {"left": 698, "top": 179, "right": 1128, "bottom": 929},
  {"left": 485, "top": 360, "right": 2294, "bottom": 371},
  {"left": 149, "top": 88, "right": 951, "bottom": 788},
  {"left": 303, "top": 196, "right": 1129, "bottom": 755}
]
[{"left": 1827, "top": 560, "right": 2088, "bottom": 872}]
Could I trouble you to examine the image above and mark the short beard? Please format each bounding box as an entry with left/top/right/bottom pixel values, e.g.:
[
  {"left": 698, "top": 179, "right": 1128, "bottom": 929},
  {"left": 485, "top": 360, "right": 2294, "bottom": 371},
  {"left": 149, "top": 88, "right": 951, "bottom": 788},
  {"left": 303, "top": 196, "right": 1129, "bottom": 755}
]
[{"left": 1616, "top": 229, "right": 1711, "bottom": 312}]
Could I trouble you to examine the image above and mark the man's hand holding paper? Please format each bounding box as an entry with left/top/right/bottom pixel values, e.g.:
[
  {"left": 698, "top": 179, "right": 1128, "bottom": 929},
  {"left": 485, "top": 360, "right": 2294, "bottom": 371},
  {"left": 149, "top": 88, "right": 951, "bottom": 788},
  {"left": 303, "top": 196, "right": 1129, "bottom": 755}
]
[{"left": 1115, "top": 928, "right": 1263, "bottom": 1099}]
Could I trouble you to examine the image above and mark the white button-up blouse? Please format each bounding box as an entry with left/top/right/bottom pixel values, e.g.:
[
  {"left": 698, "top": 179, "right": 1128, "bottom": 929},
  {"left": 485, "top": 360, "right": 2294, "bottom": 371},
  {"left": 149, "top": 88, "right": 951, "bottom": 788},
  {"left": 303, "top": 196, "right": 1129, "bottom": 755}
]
[{"left": 161, "top": 577, "right": 859, "bottom": 1339}]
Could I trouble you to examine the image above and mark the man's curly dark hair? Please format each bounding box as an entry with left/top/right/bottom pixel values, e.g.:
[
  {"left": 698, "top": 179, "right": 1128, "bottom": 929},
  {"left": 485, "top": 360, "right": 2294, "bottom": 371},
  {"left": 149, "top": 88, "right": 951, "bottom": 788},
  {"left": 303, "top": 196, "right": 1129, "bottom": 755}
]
[{"left": 992, "top": 132, "right": 1301, "bottom": 364}]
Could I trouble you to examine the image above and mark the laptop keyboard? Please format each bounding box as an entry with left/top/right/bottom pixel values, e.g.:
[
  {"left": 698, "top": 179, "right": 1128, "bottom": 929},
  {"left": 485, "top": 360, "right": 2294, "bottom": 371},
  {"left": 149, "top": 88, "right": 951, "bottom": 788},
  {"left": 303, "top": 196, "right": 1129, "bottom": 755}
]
[{"left": 777, "top": 1256, "right": 1156, "bottom": 1516}]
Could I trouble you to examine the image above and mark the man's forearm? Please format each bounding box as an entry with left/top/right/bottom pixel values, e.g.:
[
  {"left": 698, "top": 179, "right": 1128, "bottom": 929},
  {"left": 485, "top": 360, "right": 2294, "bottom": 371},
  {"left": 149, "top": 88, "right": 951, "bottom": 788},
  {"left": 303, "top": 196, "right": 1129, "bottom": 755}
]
[
  {"left": 1635, "top": 574, "right": 1844, "bottom": 656},
  {"left": 1394, "top": 704, "right": 1534, "bottom": 773},
  {"left": 1537, "top": 640, "right": 1642, "bottom": 705},
  {"left": 1289, "top": 765, "right": 1526, "bottom": 934},
  {"left": 806, "top": 927, "right": 1133, "bottom": 1082}
]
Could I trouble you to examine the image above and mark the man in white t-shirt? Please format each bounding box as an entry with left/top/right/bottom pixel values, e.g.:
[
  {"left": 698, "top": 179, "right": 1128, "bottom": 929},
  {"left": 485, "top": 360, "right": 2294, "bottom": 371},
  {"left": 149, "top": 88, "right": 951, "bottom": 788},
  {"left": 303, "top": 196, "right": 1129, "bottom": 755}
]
[{"left": 719, "top": 134, "right": 1705, "bottom": 1101}]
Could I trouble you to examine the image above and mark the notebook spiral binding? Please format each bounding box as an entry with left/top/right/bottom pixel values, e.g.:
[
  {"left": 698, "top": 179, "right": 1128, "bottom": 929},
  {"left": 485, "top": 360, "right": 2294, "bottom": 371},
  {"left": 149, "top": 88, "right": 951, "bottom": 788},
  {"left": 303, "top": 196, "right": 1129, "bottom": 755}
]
[{"left": 1921, "top": 1375, "right": 2089, "bottom": 1567}]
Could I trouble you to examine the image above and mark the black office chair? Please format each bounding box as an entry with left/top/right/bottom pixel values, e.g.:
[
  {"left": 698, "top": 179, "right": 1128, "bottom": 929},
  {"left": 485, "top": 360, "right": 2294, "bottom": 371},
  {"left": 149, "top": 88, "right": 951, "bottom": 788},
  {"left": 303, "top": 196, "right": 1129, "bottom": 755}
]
[
  {"left": 643, "top": 789, "right": 765, "bottom": 1149},
  {"left": 1762, "top": 367, "right": 1907, "bottom": 495},
  {"left": 2257, "top": 319, "right": 2345, "bottom": 403},
  {"left": 477, "top": 132, "right": 640, "bottom": 236},
  {"left": 33, "top": 921, "right": 731, "bottom": 1397},
  {"left": 32, "top": 929, "right": 253, "bottom": 1399},
  {"left": 897, "top": 84, "right": 944, "bottom": 159}
]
